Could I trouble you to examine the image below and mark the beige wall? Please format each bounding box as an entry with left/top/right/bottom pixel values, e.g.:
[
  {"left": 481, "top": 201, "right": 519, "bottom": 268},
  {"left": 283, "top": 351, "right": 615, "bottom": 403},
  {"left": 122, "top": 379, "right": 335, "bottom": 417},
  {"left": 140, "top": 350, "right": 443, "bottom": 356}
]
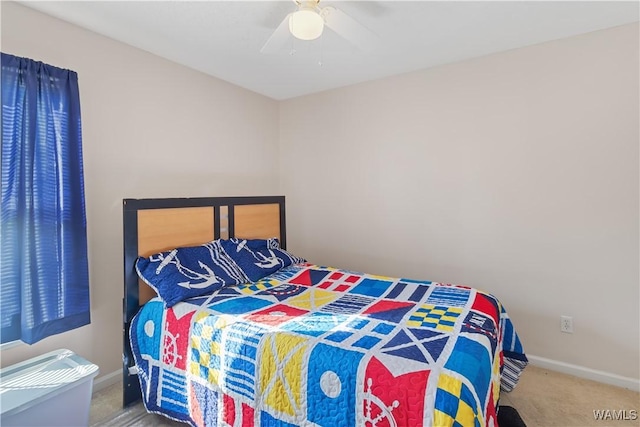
[
  {"left": 280, "top": 23, "right": 639, "bottom": 380},
  {"left": 0, "top": 2, "right": 280, "bottom": 377}
]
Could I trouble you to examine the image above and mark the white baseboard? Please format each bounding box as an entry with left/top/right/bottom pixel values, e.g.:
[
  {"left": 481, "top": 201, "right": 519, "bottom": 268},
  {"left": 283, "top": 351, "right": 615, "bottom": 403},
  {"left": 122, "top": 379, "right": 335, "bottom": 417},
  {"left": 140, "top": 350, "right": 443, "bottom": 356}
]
[
  {"left": 92, "top": 369, "right": 121, "bottom": 394},
  {"left": 527, "top": 354, "right": 639, "bottom": 392}
]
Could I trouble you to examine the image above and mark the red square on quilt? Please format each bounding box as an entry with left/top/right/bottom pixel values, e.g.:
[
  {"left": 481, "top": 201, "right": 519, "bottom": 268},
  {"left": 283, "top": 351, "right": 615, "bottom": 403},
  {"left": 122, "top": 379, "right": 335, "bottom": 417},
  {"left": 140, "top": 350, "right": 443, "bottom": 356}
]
[
  {"left": 288, "top": 268, "right": 331, "bottom": 287},
  {"left": 221, "top": 396, "right": 255, "bottom": 427},
  {"left": 223, "top": 394, "right": 235, "bottom": 426},
  {"left": 242, "top": 403, "right": 254, "bottom": 427},
  {"left": 471, "top": 293, "right": 499, "bottom": 324},
  {"left": 363, "top": 300, "right": 415, "bottom": 323},
  {"left": 345, "top": 275, "right": 360, "bottom": 283},
  {"left": 164, "top": 307, "right": 194, "bottom": 370},
  {"left": 364, "top": 300, "right": 414, "bottom": 315},
  {"left": 363, "top": 357, "right": 430, "bottom": 427},
  {"left": 247, "top": 304, "right": 309, "bottom": 327},
  {"left": 308, "top": 271, "right": 360, "bottom": 292}
]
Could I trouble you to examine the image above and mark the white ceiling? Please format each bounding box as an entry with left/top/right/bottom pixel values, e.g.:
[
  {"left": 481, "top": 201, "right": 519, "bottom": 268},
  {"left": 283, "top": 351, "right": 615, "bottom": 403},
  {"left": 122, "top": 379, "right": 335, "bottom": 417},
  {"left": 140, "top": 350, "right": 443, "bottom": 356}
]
[{"left": 19, "top": 1, "right": 640, "bottom": 100}]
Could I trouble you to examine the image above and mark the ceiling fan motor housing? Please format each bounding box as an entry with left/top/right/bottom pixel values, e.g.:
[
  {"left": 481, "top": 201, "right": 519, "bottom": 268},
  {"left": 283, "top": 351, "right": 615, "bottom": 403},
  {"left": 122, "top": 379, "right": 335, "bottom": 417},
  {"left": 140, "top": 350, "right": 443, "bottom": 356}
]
[{"left": 289, "top": 1, "right": 324, "bottom": 41}]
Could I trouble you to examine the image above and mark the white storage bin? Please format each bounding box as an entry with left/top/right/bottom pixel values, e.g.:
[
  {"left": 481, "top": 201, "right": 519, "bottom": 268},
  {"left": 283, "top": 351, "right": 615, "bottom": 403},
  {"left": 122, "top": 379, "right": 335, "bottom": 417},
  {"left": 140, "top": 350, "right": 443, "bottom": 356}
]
[{"left": 0, "top": 348, "right": 99, "bottom": 427}]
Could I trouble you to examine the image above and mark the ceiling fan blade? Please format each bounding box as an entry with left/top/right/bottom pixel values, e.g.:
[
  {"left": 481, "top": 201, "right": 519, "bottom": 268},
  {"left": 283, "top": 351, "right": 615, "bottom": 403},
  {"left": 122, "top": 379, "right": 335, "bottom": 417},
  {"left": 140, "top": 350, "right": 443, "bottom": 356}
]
[
  {"left": 321, "top": 6, "right": 378, "bottom": 52},
  {"left": 260, "top": 13, "right": 293, "bottom": 54}
]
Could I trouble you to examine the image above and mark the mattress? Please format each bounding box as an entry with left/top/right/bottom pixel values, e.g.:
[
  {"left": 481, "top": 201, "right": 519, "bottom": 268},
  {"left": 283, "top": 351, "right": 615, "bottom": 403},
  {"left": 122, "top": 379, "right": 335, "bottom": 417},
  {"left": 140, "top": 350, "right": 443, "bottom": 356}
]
[{"left": 130, "top": 263, "right": 527, "bottom": 427}]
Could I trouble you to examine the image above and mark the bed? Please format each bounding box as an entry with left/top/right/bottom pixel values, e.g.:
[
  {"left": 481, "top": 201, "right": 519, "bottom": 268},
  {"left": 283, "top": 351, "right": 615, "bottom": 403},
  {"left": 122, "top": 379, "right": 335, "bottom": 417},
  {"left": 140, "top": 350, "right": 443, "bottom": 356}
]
[{"left": 123, "top": 196, "right": 527, "bottom": 427}]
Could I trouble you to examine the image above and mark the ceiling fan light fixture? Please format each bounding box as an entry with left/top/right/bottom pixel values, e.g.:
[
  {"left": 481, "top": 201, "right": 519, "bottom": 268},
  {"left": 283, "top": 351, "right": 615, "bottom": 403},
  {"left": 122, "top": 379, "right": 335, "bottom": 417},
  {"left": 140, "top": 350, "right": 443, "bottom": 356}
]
[{"left": 289, "top": 8, "right": 324, "bottom": 41}]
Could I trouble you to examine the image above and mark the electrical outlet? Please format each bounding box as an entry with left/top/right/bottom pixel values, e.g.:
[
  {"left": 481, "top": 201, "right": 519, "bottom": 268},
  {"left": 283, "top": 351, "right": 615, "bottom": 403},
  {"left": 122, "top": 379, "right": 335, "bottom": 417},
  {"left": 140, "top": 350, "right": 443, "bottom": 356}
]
[{"left": 560, "top": 315, "right": 573, "bottom": 333}]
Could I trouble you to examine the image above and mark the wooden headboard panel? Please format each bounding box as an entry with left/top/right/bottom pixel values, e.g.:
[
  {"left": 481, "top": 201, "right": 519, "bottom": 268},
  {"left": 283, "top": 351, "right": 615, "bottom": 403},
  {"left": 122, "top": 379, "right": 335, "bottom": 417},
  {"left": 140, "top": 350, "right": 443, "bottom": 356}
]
[
  {"left": 122, "top": 196, "right": 286, "bottom": 406},
  {"left": 136, "top": 206, "right": 216, "bottom": 304}
]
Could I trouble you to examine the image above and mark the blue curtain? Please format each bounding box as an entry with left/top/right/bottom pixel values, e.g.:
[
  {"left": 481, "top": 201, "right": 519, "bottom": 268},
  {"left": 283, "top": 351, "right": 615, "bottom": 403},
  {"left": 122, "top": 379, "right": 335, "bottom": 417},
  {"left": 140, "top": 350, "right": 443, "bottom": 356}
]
[{"left": 1, "top": 52, "right": 90, "bottom": 344}]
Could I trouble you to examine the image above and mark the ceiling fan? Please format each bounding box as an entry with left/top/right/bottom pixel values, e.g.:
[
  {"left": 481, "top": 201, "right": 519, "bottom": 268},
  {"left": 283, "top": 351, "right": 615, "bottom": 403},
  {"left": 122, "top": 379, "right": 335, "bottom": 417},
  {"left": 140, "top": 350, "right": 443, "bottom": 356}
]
[{"left": 261, "top": 0, "right": 378, "bottom": 54}]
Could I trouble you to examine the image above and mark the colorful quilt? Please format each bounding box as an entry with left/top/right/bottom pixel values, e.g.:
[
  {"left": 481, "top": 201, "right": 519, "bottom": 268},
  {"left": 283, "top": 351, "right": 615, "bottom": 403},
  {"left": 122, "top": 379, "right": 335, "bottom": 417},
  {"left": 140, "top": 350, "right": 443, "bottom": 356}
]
[{"left": 130, "top": 263, "right": 527, "bottom": 427}]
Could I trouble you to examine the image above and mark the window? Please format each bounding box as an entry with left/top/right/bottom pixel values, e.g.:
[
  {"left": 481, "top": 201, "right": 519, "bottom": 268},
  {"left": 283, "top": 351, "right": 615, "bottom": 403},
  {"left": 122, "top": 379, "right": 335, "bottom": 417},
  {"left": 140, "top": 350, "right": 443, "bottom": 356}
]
[{"left": 1, "top": 53, "right": 90, "bottom": 344}]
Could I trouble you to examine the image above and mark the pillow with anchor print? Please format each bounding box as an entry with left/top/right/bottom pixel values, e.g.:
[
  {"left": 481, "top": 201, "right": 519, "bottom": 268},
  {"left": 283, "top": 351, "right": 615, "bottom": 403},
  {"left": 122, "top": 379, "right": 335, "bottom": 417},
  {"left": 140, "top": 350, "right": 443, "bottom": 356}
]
[
  {"left": 136, "top": 240, "right": 251, "bottom": 307},
  {"left": 219, "top": 237, "right": 306, "bottom": 282}
]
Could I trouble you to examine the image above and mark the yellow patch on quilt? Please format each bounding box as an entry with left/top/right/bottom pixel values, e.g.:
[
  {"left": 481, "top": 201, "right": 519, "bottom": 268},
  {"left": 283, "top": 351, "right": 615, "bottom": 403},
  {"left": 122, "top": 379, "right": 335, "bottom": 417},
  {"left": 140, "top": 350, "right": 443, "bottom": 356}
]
[
  {"left": 492, "top": 352, "right": 501, "bottom": 402},
  {"left": 286, "top": 288, "right": 338, "bottom": 310},
  {"left": 209, "top": 341, "right": 220, "bottom": 355},
  {"left": 214, "top": 314, "right": 233, "bottom": 329},
  {"left": 268, "top": 377, "right": 295, "bottom": 416},
  {"left": 189, "top": 361, "right": 199, "bottom": 376},
  {"left": 407, "top": 305, "right": 463, "bottom": 332},
  {"left": 436, "top": 373, "right": 480, "bottom": 427},
  {"left": 198, "top": 352, "right": 210, "bottom": 367},
  {"left": 238, "top": 279, "right": 279, "bottom": 295},
  {"left": 454, "top": 399, "right": 476, "bottom": 426},
  {"left": 200, "top": 324, "right": 214, "bottom": 339},
  {"left": 433, "top": 410, "right": 455, "bottom": 426},
  {"left": 259, "top": 333, "right": 306, "bottom": 416},
  {"left": 208, "top": 368, "right": 219, "bottom": 385},
  {"left": 194, "top": 311, "right": 209, "bottom": 323},
  {"left": 189, "top": 360, "right": 219, "bottom": 386},
  {"left": 190, "top": 335, "right": 201, "bottom": 350},
  {"left": 438, "top": 372, "right": 462, "bottom": 397}
]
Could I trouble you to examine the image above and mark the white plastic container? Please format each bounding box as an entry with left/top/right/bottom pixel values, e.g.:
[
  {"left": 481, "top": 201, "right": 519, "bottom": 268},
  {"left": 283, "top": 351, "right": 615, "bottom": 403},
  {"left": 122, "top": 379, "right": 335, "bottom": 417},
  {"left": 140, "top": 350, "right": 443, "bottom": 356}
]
[{"left": 0, "top": 348, "right": 99, "bottom": 427}]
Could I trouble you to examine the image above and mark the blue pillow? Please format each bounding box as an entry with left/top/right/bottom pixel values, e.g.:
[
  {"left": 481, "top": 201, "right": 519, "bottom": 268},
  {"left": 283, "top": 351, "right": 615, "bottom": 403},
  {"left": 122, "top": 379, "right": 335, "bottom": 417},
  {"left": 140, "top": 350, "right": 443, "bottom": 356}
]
[
  {"left": 220, "top": 238, "right": 305, "bottom": 282},
  {"left": 136, "top": 240, "right": 249, "bottom": 307}
]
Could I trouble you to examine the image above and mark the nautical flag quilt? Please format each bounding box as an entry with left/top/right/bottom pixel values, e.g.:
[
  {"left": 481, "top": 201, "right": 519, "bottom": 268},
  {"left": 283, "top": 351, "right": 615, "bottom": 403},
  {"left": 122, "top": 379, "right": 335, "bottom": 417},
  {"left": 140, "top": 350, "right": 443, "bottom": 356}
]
[{"left": 130, "top": 263, "right": 527, "bottom": 427}]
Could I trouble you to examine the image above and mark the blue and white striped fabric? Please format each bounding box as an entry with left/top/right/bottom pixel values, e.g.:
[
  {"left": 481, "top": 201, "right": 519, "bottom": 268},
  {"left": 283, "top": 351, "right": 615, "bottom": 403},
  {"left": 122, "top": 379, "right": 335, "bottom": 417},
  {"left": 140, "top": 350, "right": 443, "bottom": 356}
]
[{"left": 500, "top": 305, "right": 528, "bottom": 391}]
